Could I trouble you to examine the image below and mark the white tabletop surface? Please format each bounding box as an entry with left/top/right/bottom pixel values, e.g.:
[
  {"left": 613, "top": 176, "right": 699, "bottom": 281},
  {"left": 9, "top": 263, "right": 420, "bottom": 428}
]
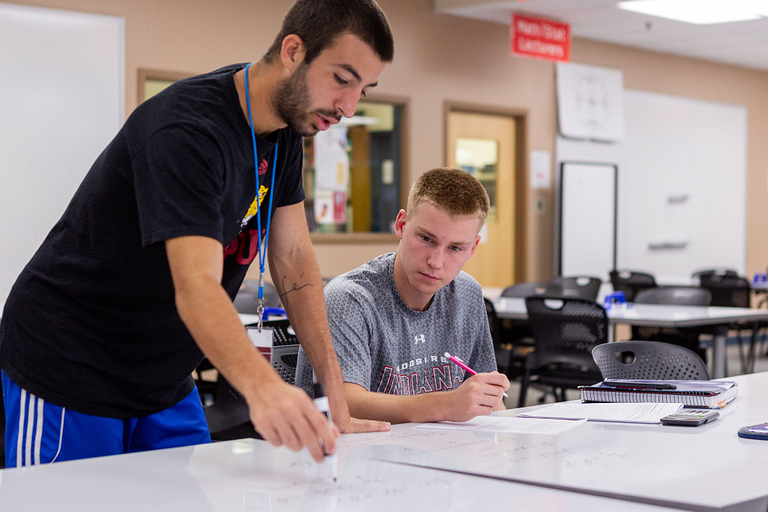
[
  {"left": 0, "top": 435, "right": 678, "bottom": 512},
  {"left": 348, "top": 371, "right": 768, "bottom": 512}
]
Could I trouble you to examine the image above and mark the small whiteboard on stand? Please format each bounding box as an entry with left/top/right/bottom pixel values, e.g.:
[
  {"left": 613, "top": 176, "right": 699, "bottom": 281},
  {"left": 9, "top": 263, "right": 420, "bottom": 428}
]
[{"left": 557, "top": 162, "right": 617, "bottom": 281}]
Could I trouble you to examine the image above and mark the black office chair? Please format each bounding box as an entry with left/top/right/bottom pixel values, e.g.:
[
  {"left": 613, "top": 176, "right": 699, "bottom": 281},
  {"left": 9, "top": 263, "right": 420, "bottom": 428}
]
[
  {"left": 609, "top": 270, "right": 656, "bottom": 302},
  {"left": 203, "top": 318, "right": 300, "bottom": 441},
  {"left": 197, "top": 280, "right": 284, "bottom": 402},
  {"left": 692, "top": 268, "right": 739, "bottom": 281},
  {"left": 519, "top": 297, "right": 608, "bottom": 407},
  {"left": 632, "top": 286, "right": 712, "bottom": 363},
  {"left": 592, "top": 340, "right": 709, "bottom": 381},
  {"left": 501, "top": 282, "right": 551, "bottom": 298},
  {"left": 547, "top": 276, "right": 602, "bottom": 301},
  {"left": 699, "top": 274, "right": 761, "bottom": 374},
  {"left": 485, "top": 298, "right": 524, "bottom": 382},
  {"left": 496, "top": 283, "right": 554, "bottom": 380}
]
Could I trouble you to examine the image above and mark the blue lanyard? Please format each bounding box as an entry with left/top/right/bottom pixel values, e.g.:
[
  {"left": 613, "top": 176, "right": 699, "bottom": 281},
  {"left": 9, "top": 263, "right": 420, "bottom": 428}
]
[{"left": 244, "top": 63, "right": 278, "bottom": 310}]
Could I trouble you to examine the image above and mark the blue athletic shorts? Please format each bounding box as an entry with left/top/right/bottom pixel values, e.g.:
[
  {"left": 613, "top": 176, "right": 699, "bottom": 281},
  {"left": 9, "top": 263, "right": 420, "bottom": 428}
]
[{"left": 2, "top": 371, "right": 211, "bottom": 467}]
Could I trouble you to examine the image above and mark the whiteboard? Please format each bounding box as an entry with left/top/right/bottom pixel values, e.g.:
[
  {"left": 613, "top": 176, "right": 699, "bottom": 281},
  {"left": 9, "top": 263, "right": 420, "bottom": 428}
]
[
  {"left": 558, "top": 162, "right": 617, "bottom": 280},
  {"left": 619, "top": 90, "right": 746, "bottom": 283},
  {"left": 556, "top": 90, "right": 746, "bottom": 284},
  {"left": 0, "top": 4, "right": 124, "bottom": 309}
]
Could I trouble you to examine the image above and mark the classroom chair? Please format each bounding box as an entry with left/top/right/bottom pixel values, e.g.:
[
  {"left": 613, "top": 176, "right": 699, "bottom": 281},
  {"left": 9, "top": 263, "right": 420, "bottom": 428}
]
[
  {"left": 196, "top": 280, "right": 283, "bottom": 402},
  {"left": 485, "top": 298, "right": 525, "bottom": 382},
  {"left": 691, "top": 268, "right": 739, "bottom": 282},
  {"left": 203, "top": 318, "right": 299, "bottom": 441},
  {"left": 496, "top": 283, "right": 554, "bottom": 381},
  {"left": 699, "top": 274, "right": 762, "bottom": 374},
  {"left": 547, "top": 276, "right": 602, "bottom": 301},
  {"left": 519, "top": 297, "right": 608, "bottom": 408},
  {"left": 592, "top": 340, "right": 709, "bottom": 381},
  {"left": 632, "top": 286, "right": 712, "bottom": 363},
  {"left": 609, "top": 270, "right": 656, "bottom": 302}
]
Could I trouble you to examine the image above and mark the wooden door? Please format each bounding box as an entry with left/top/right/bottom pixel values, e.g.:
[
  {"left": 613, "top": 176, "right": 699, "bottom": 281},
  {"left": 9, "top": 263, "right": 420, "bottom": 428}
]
[{"left": 447, "top": 111, "right": 516, "bottom": 287}]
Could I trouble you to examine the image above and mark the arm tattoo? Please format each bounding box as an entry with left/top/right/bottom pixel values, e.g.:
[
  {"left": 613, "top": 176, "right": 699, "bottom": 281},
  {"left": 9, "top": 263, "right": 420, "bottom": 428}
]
[{"left": 279, "top": 273, "right": 313, "bottom": 301}]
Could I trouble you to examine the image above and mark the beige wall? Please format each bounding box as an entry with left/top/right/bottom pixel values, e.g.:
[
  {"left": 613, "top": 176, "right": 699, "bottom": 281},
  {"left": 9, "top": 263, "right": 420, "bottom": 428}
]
[{"left": 12, "top": 0, "right": 768, "bottom": 282}]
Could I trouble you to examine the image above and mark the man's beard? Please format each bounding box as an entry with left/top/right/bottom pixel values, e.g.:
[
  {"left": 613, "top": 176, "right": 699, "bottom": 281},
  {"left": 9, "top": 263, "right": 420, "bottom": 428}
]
[
  {"left": 272, "top": 63, "right": 316, "bottom": 137},
  {"left": 272, "top": 63, "right": 340, "bottom": 137}
]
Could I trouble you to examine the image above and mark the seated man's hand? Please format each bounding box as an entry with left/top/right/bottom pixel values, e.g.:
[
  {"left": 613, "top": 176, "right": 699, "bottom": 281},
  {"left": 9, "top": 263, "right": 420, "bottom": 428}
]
[
  {"left": 338, "top": 416, "right": 392, "bottom": 434},
  {"left": 446, "top": 371, "right": 510, "bottom": 422}
]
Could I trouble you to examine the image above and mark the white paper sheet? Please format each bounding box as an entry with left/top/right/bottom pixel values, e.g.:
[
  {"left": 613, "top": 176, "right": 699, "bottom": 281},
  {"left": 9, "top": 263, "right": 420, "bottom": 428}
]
[
  {"left": 518, "top": 402, "right": 683, "bottom": 424},
  {"left": 414, "top": 415, "right": 586, "bottom": 434}
]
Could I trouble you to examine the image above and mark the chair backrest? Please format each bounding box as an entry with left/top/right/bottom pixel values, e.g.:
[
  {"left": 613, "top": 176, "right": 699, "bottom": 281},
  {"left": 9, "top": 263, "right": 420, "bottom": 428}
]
[
  {"left": 592, "top": 340, "right": 709, "bottom": 380},
  {"left": 698, "top": 274, "right": 751, "bottom": 308},
  {"left": 609, "top": 270, "right": 656, "bottom": 302},
  {"left": 692, "top": 268, "right": 739, "bottom": 280},
  {"left": 547, "top": 276, "right": 602, "bottom": 301},
  {"left": 483, "top": 297, "right": 500, "bottom": 348},
  {"left": 524, "top": 297, "right": 608, "bottom": 370},
  {"left": 501, "top": 282, "right": 550, "bottom": 298},
  {"left": 233, "top": 280, "right": 282, "bottom": 314},
  {"left": 634, "top": 286, "right": 712, "bottom": 306}
]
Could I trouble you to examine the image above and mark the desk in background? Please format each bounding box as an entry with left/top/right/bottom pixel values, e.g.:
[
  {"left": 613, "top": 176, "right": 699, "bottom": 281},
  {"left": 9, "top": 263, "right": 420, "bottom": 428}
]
[{"left": 492, "top": 298, "right": 768, "bottom": 378}]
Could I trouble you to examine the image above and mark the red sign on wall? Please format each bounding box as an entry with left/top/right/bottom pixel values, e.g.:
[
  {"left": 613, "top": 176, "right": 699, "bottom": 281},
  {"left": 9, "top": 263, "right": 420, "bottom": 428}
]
[{"left": 511, "top": 13, "right": 570, "bottom": 62}]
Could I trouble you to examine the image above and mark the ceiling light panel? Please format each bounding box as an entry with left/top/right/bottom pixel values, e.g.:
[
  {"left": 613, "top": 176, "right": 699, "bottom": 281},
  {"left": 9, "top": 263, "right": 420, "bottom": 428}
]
[{"left": 618, "top": 0, "right": 761, "bottom": 24}]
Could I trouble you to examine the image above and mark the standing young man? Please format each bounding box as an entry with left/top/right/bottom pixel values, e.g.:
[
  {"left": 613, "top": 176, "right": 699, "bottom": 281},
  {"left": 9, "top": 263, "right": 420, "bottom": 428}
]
[
  {"left": 0, "top": 0, "right": 393, "bottom": 467},
  {"left": 296, "top": 168, "right": 510, "bottom": 423}
]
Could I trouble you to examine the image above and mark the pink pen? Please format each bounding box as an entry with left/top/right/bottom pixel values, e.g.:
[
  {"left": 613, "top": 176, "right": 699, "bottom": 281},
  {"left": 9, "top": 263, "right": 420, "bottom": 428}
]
[{"left": 444, "top": 352, "right": 508, "bottom": 397}]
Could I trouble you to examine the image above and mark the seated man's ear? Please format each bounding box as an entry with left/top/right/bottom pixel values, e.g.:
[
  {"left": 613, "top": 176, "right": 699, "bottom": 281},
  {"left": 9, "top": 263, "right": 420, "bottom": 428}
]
[
  {"left": 469, "top": 234, "right": 481, "bottom": 257},
  {"left": 394, "top": 209, "right": 407, "bottom": 239}
]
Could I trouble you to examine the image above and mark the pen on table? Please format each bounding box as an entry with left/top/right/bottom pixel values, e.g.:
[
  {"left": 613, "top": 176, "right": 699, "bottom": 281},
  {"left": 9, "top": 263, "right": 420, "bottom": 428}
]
[
  {"left": 444, "top": 352, "right": 509, "bottom": 398},
  {"left": 312, "top": 382, "right": 339, "bottom": 482},
  {"left": 603, "top": 380, "right": 677, "bottom": 390}
]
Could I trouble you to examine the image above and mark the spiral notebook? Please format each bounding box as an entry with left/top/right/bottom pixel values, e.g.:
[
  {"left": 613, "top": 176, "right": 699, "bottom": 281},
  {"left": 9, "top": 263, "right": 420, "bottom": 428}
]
[{"left": 579, "top": 379, "right": 738, "bottom": 409}]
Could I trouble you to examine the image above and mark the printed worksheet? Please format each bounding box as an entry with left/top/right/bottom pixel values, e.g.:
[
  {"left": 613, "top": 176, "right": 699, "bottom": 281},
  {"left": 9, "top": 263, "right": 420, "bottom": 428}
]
[{"left": 414, "top": 415, "right": 586, "bottom": 434}]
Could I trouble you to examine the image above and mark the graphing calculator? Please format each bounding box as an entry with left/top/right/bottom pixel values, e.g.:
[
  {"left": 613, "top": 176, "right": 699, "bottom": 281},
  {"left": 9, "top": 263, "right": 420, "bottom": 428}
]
[
  {"left": 660, "top": 409, "right": 720, "bottom": 426},
  {"left": 738, "top": 422, "right": 768, "bottom": 440}
]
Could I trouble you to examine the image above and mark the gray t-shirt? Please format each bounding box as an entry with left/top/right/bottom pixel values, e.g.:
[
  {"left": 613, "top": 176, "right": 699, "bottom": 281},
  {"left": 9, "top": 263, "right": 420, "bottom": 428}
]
[{"left": 295, "top": 252, "right": 497, "bottom": 396}]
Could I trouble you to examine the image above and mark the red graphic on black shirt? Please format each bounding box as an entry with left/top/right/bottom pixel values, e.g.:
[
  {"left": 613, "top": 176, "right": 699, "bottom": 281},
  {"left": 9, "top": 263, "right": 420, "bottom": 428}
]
[
  {"left": 223, "top": 228, "right": 266, "bottom": 265},
  {"left": 258, "top": 158, "right": 268, "bottom": 175}
]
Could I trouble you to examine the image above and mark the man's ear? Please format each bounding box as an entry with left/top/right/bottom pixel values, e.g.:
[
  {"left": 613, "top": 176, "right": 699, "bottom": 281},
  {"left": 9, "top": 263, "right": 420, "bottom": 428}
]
[
  {"left": 280, "top": 34, "right": 306, "bottom": 72},
  {"left": 469, "top": 234, "right": 481, "bottom": 258},
  {"left": 394, "top": 209, "right": 407, "bottom": 239}
]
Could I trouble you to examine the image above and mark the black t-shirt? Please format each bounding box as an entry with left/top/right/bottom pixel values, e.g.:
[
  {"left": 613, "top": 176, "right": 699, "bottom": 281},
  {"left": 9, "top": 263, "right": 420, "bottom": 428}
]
[{"left": 0, "top": 64, "right": 304, "bottom": 417}]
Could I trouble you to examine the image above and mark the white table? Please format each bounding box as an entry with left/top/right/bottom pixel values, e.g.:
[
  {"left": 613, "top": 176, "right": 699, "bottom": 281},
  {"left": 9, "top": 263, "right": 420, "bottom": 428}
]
[
  {"left": 349, "top": 371, "right": 768, "bottom": 512},
  {"left": 493, "top": 298, "right": 768, "bottom": 378},
  {"left": 0, "top": 434, "right": 678, "bottom": 512}
]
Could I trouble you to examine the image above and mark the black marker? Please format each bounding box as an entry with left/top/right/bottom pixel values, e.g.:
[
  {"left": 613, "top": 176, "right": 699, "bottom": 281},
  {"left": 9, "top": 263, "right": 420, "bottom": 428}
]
[
  {"left": 312, "top": 382, "right": 338, "bottom": 482},
  {"left": 604, "top": 380, "right": 677, "bottom": 390}
]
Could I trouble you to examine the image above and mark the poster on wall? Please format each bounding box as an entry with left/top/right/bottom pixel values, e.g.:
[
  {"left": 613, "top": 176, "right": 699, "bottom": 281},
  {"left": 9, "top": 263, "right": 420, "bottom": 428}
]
[{"left": 556, "top": 62, "right": 625, "bottom": 142}]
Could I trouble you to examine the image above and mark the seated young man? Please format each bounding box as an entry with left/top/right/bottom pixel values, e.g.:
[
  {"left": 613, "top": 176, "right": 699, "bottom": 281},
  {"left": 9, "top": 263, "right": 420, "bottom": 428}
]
[{"left": 295, "top": 167, "right": 509, "bottom": 424}]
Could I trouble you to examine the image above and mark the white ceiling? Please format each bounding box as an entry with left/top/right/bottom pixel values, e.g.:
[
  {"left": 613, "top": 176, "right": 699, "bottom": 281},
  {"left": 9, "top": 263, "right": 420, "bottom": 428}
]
[{"left": 434, "top": 0, "right": 768, "bottom": 71}]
